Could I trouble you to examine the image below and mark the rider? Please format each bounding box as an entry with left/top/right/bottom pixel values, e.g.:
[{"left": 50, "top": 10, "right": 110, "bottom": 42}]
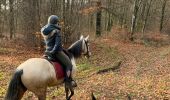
[{"left": 41, "top": 15, "right": 77, "bottom": 87}]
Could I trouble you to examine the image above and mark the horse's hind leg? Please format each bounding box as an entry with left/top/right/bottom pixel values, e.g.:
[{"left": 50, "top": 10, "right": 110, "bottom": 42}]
[
  {"left": 18, "top": 87, "right": 27, "bottom": 100},
  {"left": 35, "top": 88, "right": 47, "bottom": 100}
]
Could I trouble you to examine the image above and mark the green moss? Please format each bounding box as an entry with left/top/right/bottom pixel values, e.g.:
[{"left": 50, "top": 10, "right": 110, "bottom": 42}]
[
  {"left": 160, "top": 47, "right": 170, "bottom": 58},
  {"left": 47, "top": 87, "right": 64, "bottom": 100},
  {"left": 77, "top": 63, "right": 91, "bottom": 71},
  {"left": 0, "top": 47, "right": 16, "bottom": 54},
  {"left": 0, "top": 87, "right": 5, "bottom": 98}
]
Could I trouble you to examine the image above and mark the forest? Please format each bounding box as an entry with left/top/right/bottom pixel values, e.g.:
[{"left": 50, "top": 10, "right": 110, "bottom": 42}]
[{"left": 0, "top": 0, "right": 170, "bottom": 100}]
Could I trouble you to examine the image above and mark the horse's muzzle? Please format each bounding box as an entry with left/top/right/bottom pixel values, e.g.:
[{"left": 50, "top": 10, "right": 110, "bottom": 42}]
[{"left": 85, "top": 51, "right": 91, "bottom": 59}]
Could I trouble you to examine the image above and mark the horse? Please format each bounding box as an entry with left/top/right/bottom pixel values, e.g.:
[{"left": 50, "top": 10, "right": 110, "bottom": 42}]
[{"left": 5, "top": 35, "right": 91, "bottom": 100}]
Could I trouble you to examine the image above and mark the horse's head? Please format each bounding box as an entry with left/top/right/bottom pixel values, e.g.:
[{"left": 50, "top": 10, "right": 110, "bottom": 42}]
[
  {"left": 68, "top": 35, "right": 91, "bottom": 58},
  {"left": 80, "top": 35, "right": 91, "bottom": 58}
]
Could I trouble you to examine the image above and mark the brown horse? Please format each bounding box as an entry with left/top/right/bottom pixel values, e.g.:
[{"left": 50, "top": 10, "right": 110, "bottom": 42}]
[{"left": 5, "top": 35, "right": 91, "bottom": 100}]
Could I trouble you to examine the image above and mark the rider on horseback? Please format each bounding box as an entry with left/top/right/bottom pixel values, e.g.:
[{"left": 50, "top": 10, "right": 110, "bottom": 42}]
[{"left": 41, "top": 15, "right": 77, "bottom": 87}]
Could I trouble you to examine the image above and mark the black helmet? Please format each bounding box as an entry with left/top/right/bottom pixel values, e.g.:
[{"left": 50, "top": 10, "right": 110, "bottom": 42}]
[{"left": 48, "top": 15, "right": 59, "bottom": 24}]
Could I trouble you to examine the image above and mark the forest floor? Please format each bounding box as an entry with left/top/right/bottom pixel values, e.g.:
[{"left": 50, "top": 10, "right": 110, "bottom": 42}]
[{"left": 0, "top": 33, "right": 170, "bottom": 100}]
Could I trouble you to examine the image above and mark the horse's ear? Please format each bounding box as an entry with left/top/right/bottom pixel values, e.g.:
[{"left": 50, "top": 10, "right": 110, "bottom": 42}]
[
  {"left": 85, "top": 35, "right": 89, "bottom": 41},
  {"left": 80, "top": 35, "right": 84, "bottom": 40}
]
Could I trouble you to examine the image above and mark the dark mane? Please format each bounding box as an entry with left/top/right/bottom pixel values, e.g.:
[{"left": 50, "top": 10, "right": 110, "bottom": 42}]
[{"left": 67, "top": 39, "right": 83, "bottom": 58}]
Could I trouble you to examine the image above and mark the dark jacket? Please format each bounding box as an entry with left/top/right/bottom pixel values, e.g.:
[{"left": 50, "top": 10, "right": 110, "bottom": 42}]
[{"left": 41, "top": 24, "right": 63, "bottom": 54}]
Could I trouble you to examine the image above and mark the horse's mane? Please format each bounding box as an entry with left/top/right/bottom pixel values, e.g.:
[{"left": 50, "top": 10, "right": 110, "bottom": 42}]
[{"left": 67, "top": 39, "right": 82, "bottom": 58}]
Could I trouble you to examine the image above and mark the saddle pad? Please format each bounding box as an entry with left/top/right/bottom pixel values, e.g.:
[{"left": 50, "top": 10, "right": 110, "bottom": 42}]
[{"left": 52, "top": 62, "right": 65, "bottom": 79}]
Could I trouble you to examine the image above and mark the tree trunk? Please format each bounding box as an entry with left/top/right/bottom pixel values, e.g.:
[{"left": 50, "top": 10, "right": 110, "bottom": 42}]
[
  {"left": 96, "top": 1, "right": 102, "bottom": 36},
  {"left": 142, "top": 0, "right": 153, "bottom": 34},
  {"left": 62, "top": 0, "right": 67, "bottom": 44},
  {"left": 0, "top": 0, "right": 2, "bottom": 36},
  {"left": 9, "top": 0, "right": 15, "bottom": 39},
  {"left": 160, "top": 0, "right": 167, "bottom": 33},
  {"left": 130, "top": 0, "right": 140, "bottom": 41},
  {"left": 106, "top": 0, "right": 112, "bottom": 31}
]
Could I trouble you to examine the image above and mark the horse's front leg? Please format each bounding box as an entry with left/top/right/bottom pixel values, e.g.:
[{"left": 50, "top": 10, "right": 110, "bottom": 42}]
[
  {"left": 36, "top": 88, "right": 47, "bottom": 100},
  {"left": 67, "top": 88, "right": 74, "bottom": 100},
  {"left": 38, "top": 96, "right": 46, "bottom": 100},
  {"left": 65, "top": 84, "right": 69, "bottom": 100}
]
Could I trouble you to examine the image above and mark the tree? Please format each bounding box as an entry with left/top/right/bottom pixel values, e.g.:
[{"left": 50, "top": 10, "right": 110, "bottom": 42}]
[
  {"left": 9, "top": 0, "right": 15, "bottom": 39},
  {"left": 130, "top": 0, "right": 142, "bottom": 41},
  {"left": 0, "top": 0, "right": 170, "bottom": 44},
  {"left": 160, "top": 0, "right": 168, "bottom": 32},
  {"left": 0, "top": 0, "right": 2, "bottom": 36},
  {"left": 142, "top": 0, "right": 153, "bottom": 34},
  {"left": 96, "top": 1, "right": 102, "bottom": 36}
]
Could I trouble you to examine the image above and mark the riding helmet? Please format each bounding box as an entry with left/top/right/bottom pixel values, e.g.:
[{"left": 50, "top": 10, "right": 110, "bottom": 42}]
[{"left": 48, "top": 15, "right": 59, "bottom": 24}]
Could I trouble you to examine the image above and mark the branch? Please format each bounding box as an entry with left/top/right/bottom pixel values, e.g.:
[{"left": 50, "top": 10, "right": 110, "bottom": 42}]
[{"left": 97, "top": 61, "right": 122, "bottom": 74}]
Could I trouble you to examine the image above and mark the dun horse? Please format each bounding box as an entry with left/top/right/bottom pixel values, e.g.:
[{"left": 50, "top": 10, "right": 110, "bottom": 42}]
[{"left": 5, "top": 35, "right": 91, "bottom": 100}]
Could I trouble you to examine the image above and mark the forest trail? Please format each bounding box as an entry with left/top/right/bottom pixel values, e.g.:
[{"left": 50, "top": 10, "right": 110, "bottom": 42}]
[{"left": 0, "top": 36, "right": 169, "bottom": 99}]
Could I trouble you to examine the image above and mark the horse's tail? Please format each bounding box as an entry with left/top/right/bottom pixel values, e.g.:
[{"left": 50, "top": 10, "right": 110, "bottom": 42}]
[{"left": 5, "top": 69, "right": 27, "bottom": 100}]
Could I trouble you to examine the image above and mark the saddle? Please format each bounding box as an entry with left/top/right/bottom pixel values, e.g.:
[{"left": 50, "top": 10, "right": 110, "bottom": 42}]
[
  {"left": 43, "top": 50, "right": 77, "bottom": 87},
  {"left": 43, "top": 49, "right": 72, "bottom": 79},
  {"left": 43, "top": 52, "right": 56, "bottom": 62},
  {"left": 43, "top": 52, "right": 65, "bottom": 79},
  {"left": 43, "top": 49, "right": 71, "bottom": 61}
]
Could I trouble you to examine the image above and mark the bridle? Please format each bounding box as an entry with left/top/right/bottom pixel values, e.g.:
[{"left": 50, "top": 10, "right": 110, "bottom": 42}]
[{"left": 83, "top": 39, "right": 91, "bottom": 58}]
